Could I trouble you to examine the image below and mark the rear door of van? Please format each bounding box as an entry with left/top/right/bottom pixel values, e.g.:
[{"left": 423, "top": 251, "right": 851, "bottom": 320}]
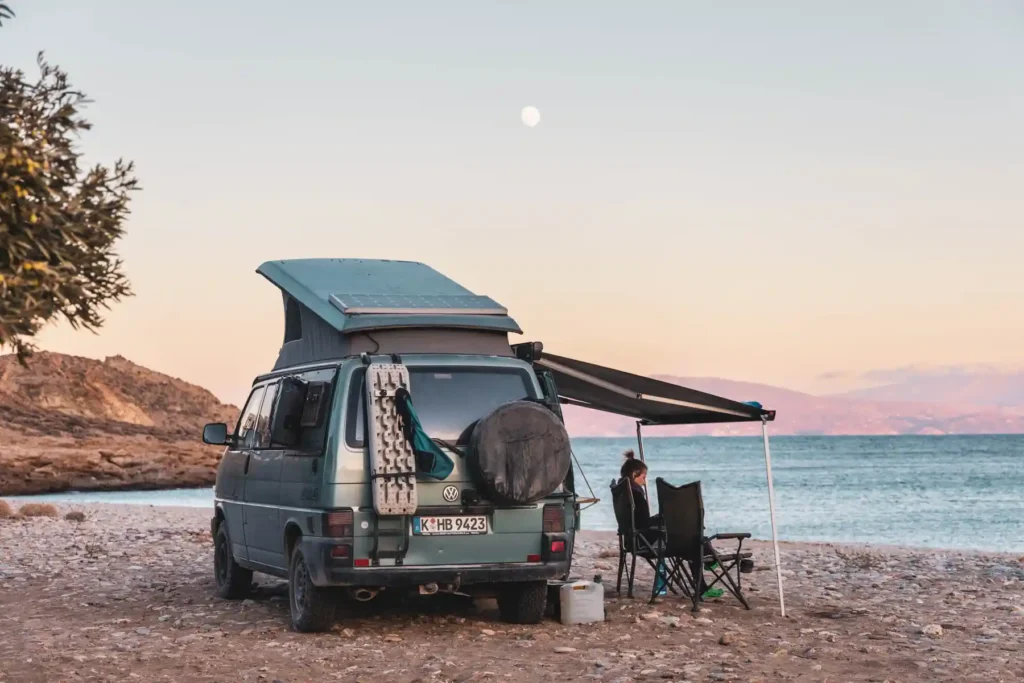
[{"left": 340, "top": 358, "right": 562, "bottom": 567}]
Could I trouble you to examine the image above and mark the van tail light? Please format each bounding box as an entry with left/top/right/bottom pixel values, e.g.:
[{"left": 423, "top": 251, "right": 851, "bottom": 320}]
[
  {"left": 550, "top": 540, "right": 565, "bottom": 553},
  {"left": 330, "top": 545, "right": 351, "bottom": 559},
  {"left": 543, "top": 505, "right": 564, "bottom": 533},
  {"left": 527, "top": 554, "right": 541, "bottom": 563},
  {"left": 324, "top": 510, "right": 354, "bottom": 538}
]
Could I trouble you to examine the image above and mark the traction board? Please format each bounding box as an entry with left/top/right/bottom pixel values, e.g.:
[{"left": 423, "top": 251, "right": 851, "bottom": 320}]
[{"left": 365, "top": 363, "right": 418, "bottom": 516}]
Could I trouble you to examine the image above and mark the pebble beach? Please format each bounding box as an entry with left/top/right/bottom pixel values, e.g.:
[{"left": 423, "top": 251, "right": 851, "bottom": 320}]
[{"left": 1, "top": 503, "right": 1023, "bottom": 683}]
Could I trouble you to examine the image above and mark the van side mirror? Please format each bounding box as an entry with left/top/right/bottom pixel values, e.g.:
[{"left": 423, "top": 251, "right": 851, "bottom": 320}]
[{"left": 202, "top": 423, "right": 230, "bottom": 445}]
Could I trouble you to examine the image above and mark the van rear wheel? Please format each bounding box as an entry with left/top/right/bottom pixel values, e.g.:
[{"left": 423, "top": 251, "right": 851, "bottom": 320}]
[
  {"left": 214, "top": 523, "right": 252, "bottom": 599},
  {"left": 288, "top": 543, "right": 336, "bottom": 632},
  {"left": 497, "top": 581, "right": 548, "bottom": 624}
]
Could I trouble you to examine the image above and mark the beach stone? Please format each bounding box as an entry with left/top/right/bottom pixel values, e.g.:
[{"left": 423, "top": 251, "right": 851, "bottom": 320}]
[
  {"left": 718, "top": 633, "right": 736, "bottom": 646},
  {"left": 921, "top": 624, "right": 944, "bottom": 637},
  {"left": 64, "top": 511, "right": 87, "bottom": 522},
  {"left": 554, "top": 646, "right": 577, "bottom": 654}
]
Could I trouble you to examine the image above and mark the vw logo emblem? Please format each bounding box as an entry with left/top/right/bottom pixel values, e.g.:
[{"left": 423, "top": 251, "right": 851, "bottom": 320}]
[{"left": 442, "top": 485, "right": 460, "bottom": 503}]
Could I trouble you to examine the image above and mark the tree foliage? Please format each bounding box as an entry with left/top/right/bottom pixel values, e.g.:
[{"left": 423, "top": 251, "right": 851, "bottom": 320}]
[{"left": 1, "top": 52, "right": 138, "bottom": 361}]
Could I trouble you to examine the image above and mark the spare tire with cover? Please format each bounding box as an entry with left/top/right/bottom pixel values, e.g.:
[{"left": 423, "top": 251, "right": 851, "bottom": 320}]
[{"left": 469, "top": 401, "right": 572, "bottom": 505}]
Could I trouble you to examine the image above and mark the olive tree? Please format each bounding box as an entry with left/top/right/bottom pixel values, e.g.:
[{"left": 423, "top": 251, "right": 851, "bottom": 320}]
[{"left": 1, "top": 33, "right": 138, "bottom": 360}]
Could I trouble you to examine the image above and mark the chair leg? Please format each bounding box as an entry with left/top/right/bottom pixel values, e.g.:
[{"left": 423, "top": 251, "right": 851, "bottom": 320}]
[
  {"left": 691, "top": 554, "right": 705, "bottom": 612},
  {"left": 665, "top": 558, "right": 690, "bottom": 599},
  {"left": 628, "top": 553, "right": 638, "bottom": 599},
  {"left": 707, "top": 547, "right": 751, "bottom": 610},
  {"left": 616, "top": 548, "right": 626, "bottom": 596}
]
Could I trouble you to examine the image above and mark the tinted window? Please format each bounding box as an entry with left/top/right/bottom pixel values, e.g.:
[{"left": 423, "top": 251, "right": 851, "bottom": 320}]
[
  {"left": 349, "top": 368, "right": 534, "bottom": 446},
  {"left": 255, "top": 382, "right": 279, "bottom": 449},
  {"left": 235, "top": 386, "right": 266, "bottom": 450},
  {"left": 271, "top": 369, "right": 335, "bottom": 453}
]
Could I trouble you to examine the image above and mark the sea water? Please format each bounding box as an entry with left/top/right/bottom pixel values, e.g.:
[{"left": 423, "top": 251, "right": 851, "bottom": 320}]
[{"left": 9, "top": 435, "right": 1023, "bottom": 553}]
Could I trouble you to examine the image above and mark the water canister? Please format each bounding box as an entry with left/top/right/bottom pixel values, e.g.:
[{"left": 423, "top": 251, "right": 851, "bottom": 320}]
[{"left": 559, "top": 580, "right": 605, "bottom": 625}]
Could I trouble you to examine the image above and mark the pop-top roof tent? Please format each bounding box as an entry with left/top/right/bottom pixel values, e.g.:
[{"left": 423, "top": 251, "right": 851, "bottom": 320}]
[
  {"left": 257, "top": 259, "right": 521, "bottom": 370},
  {"left": 258, "top": 259, "right": 786, "bottom": 615}
]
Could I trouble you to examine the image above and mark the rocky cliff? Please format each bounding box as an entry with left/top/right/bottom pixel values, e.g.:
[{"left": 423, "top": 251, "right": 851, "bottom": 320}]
[{"left": 0, "top": 352, "right": 239, "bottom": 495}]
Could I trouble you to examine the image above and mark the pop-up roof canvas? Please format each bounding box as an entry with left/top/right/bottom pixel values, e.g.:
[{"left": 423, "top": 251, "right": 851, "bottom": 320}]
[{"left": 257, "top": 259, "right": 521, "bottom": 370}]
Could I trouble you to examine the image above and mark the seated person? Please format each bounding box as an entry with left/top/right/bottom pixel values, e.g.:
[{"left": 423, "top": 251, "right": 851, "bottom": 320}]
[
  {"left": 618, "top": 450, "right": 660, "bottom": 536},
  {"left": 617, "top": 451, "right": 723, "bottom": 599}
]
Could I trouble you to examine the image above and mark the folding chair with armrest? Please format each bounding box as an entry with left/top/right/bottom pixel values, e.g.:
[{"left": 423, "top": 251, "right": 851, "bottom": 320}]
[
  {"left": 654, "top": 477, "right": 754, "bottom": 611},
  {"left": 609, "top": 479, "right": 690, "bottom": 601}
]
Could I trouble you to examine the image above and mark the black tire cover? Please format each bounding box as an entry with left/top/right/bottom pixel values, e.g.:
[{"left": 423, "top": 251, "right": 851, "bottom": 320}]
[{"left": 469, "top": 401, "right": 571, "bottom": 505}]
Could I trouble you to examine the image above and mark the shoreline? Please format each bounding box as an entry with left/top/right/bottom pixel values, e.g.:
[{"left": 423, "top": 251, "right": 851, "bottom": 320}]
[{"left": 4, "top": 499, "right": 1023, "bottom": 560}]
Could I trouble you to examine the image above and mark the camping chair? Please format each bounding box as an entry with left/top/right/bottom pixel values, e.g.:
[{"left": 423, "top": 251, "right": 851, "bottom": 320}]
[
  {"left": 610, "top": 479, "right": 689, "bottom": 601},
  {"left": 654, "top": 477, "right": 754, "bottom": 612}
]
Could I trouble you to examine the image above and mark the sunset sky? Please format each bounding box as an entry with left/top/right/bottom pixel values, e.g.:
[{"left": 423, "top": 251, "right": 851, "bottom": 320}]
[{"left": 4, "top": 1, "right": 1023, "bottom": 407}]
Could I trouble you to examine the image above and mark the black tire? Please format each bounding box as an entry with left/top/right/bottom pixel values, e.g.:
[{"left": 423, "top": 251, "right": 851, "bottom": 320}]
[
  {"left": 214, "top": 522, "right": 252, "bottom": 600},
  {"left": 497, "top": 581, "right": 548, "bottom": 625},
  {"left": 288, "top": 543, "right": 336, "bottom": 633},
  {"left": 470, "top": 401, "right": 571, "bottom": 505}
]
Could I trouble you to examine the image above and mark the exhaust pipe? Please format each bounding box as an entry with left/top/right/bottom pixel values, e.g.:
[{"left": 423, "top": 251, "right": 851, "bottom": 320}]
[
  {"left": 349, "top": 587, "right": 380, "bottom": 602},
  {"left": 419, "top": 582, "right": 439, "bottom": 595}
]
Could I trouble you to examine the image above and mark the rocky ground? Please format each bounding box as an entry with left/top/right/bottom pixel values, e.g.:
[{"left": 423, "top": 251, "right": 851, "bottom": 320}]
[{"left": 1, "top": 504, "right": 1022, "bottom": 683}]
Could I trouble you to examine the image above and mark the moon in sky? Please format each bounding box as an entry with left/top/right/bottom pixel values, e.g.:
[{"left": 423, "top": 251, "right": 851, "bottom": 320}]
[{"left": 521, "top": 106, "right": 541, "bottom": 128}]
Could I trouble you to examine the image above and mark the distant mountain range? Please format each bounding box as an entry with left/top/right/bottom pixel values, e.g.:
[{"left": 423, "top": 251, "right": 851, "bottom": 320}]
[{"left": 562, "top": 373, "right": 1024, "bottom": 437}]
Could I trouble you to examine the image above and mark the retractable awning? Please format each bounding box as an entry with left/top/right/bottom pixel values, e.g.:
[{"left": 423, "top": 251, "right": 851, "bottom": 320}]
[
  {"left": 531, "top": 348, "right": 787, "bottom": 617},
  {"left": 535, "top": 352, "right": 775, "bottom": 426}
]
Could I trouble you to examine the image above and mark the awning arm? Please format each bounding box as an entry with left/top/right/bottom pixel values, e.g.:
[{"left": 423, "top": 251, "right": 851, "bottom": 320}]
[{"left": 761, "top": 416, "right": 786, "bottom": 617}]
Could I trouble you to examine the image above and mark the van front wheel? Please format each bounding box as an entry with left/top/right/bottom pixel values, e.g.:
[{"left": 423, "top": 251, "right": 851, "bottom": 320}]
[
  {"left": 214, "top": 523, "right": 252, "bottom": 599},
  {"left": 288, "top": 544, "right": 336, "bottom": 632},
  {"left": 497, "top": 581, "right": 548, "bottom": 624}
]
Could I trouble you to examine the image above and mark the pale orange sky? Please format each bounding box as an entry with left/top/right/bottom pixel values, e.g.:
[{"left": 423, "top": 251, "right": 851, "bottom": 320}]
[{"left": 6, "top": 2, "right": 1023, "bottom": 407}]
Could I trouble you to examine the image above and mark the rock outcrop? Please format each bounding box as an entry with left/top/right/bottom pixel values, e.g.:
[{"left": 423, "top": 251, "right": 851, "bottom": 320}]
[{"left": 0, "top": 352, "right": 238, "bottom": 495}]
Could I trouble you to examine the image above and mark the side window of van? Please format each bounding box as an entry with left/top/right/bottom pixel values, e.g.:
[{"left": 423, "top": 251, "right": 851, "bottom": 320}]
[
  {"left": 263, "top": 368, "right": 336, "bottom": 453},
  {"left": 255, "top": 381, "right": 279, "bottom": 449},
  {"left": 236, "top": 386, "right": 266, "bottom": 450}
]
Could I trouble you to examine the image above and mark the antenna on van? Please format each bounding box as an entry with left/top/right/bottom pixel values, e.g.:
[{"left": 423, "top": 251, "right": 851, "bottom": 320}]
[{"left": 360, "top": 353, "right": 372, "bottom": 365}]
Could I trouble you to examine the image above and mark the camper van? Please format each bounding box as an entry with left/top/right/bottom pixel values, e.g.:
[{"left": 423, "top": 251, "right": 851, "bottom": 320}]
[{"left": 202, "top": 259, "right": 576, "bottom": 632}]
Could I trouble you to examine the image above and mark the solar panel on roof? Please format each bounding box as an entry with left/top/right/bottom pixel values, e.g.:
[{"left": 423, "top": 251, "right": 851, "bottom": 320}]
[{"left": 329, "top": 293, "right": 508, "bottom": 316}]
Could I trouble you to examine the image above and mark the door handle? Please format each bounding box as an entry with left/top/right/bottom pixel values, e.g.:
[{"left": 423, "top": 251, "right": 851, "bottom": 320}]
[{"left": 243, "top": 453, "right": 251, "bottom": 475}]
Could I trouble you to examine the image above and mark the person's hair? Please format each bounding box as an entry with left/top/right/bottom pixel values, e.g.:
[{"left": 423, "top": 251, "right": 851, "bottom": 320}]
[{"left": 619, "top": 449, "right": 648, "bottom": 481}]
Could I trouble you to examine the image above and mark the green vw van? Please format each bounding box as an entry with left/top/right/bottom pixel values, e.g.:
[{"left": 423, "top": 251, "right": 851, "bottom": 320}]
[{"left": 203, "top": 259, "right": 576, "bottom": 632}]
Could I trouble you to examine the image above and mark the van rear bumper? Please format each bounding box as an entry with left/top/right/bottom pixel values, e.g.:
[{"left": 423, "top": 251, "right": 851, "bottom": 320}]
[{"left": 300, "top": 536, "right": 570, "bottom": 587}]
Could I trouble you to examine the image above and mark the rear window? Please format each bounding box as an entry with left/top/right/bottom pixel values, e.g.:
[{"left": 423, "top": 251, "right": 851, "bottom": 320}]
[{"left": 347, "top": 367, "right": 535, "bottom": 446}]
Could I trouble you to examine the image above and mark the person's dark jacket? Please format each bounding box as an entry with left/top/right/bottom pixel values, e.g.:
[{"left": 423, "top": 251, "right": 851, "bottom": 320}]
[{"left": 616, "top": 478, "right": 660, "bottom": 531}]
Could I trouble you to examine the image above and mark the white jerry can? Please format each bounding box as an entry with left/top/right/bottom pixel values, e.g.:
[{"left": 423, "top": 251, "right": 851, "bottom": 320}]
[
  {"left": 559, "top": 580, "right": 605, "bottom": 625},
  {"left": 365, "top": 363, "right": 417, "bottom": 516}
]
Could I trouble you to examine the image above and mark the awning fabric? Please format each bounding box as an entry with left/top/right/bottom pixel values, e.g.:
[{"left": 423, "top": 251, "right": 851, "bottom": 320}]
[{"left": 536, "top": 353, "right": 775, "bottom": 426}]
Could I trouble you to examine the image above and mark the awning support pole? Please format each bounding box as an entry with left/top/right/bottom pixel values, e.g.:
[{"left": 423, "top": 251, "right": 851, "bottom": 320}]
[
  {"left": 635, "top": 421, "right": 649, "bottom": 500},
  {"left": 761, "top": 417, "right": 786, "bottom": 617}
]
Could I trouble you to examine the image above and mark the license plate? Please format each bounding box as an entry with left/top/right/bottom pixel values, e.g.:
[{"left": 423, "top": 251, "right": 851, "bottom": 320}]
[{"left": 413, "top": 516, "right": 488, "bottom": 536}]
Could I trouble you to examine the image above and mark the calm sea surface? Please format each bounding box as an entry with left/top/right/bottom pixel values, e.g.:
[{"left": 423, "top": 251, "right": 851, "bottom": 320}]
[{"left": 11, "top": 435, "right": 1023, "bottom": 553}]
